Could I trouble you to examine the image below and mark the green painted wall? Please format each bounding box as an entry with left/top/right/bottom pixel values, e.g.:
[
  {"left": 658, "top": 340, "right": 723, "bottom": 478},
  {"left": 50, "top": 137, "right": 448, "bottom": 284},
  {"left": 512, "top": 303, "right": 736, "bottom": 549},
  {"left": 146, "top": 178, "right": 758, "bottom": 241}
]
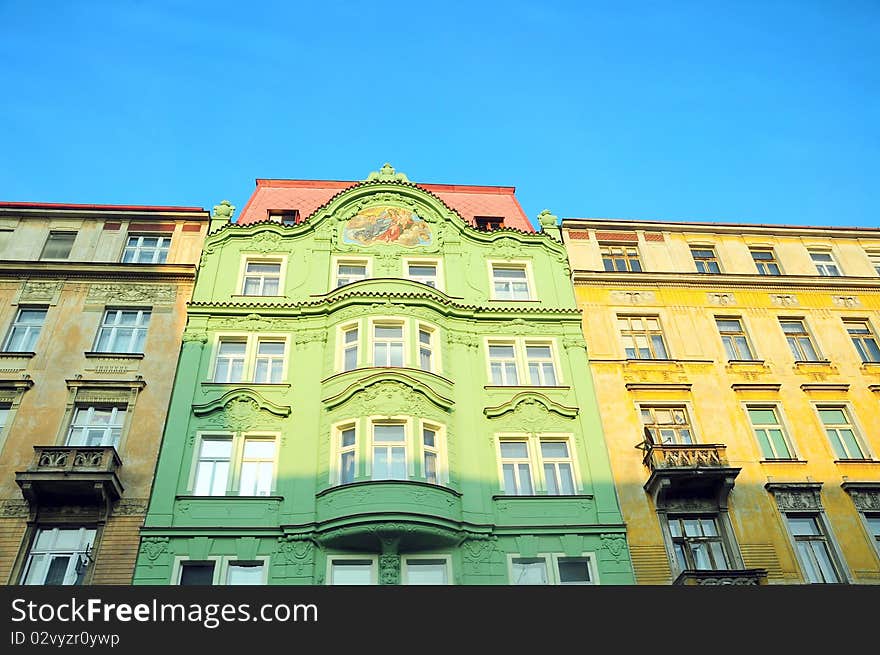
[{"left": 133, "top": 168, "right": 635, "bottom": 585}]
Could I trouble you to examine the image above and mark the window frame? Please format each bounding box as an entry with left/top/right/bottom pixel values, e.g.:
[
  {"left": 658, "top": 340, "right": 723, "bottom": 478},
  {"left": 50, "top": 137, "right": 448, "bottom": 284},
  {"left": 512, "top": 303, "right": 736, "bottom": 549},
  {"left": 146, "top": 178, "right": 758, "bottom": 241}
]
[
  {"left": 21, "top": 527, "right": 97, "bottom": 586},
  {"left": 665, "top": 515, "right": 732, "bottom": 572},
  {"left": 808, "top": 249, "right": 842, "bottom": 277},
  {"left": 781, "top": 513, "right": 846, "bottom": 584},
  {"left": 332, "top": 256, "right": 372, "bottom": 289},
  {"left": 715, "top": 316, "right": 757, "bottom": 361},
  {"left": 65, "top": 404, "right": 127, "bottom": 448},
  {"left": 172, "top": 556, "right": 223, "bottom": 585},
  {"left": 813, "top": 404, "right": 870, "bottom": 461},
  {"left": 744, "top": 403, "right": 798, "bottom": 461},
  {"left": 487, "top": 260, "right": 535, "bottom": 301},
  {"left": 401, "top": 554, "right": 452, "bottom": 585},
  {"left": 369, "top": 318, "right": 407, "bottom": 368},
  {"left": 778, "top": 317, "right": 822, "bottom": 362},
  {"left": 403, "top": 257, "right": 443, "bottom": 291},
  {"left": 189, "top": 431, "right": 279, "bottom": 496},
  {"left": 122, "top": 234, "right": 172, "bottom": 264},
  {"left": 326, "top": 554, "right": 379, "bottom": 585},
  {"left": 689, "top": 245, "right": 722, "bottom": 274},
  {"left": 867, "top": 251, "right": 880, "bottom": 276},
  {"left": 639, "top": 404, "right": 697, "bottom": 445},
  {"left": 93, "top": 308, "right": 151, "bottom": 354},
  {"left": 507, "top": 552, "right": 599, "bottom": 585},
  {"left": 600, "top": 244, "right": 642, "bottom": 272},
  {"left": 843, "top": 318, "right": 880, "bottom": 363},
  {"left": 484, "top": 337, "right": 562, "bottom": 386},
  {"left": 210, "top": 333, "right": 290, "bottom": 384},
  {"left": 369, "top": 419, "right": 411, "bottom": 481},
  {"left": 495, "top": 433, "right": 580, "bottom": 496},
  {"left": 40, "top": 231, "right": 77, "bottom": 261},
  {"left": 2, "top": 305, "right": 47, "bottom": 353},
  {"left": 617, "top": 314, "right": 670, "bottom": 360},
  {"left": 237, "top": 255, "right": 287, "bottom": 297},
  {"left": 749, "top": 247, "right": 782, "bottom": 275},
  {"left": 220, "top": 556, "right": 270, "bottom": 585}
]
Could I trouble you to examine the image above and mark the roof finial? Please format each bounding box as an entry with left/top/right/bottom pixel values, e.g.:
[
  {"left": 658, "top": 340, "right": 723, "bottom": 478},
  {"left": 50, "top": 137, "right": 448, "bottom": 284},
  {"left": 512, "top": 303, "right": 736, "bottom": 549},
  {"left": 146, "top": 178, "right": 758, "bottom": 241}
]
[
  {"left": 212, "top": 199, "right": 235, "bottom": 221},
  {"left": 366, "top": 163, "right": 409, "bottom": 182},
  {"left": 537, "top": 209, "right": 559, "bottom": 238}
]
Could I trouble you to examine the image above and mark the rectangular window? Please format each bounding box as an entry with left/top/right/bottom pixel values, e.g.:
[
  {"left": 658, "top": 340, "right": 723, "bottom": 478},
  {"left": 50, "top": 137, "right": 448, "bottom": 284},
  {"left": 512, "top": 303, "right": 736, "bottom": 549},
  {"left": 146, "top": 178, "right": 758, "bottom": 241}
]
[
  {"left": 407, "top": 263, "right": 438, "bottom": 288},
  {"left": 254, "top": 340, "right": 285, "bottom": 383},
  {"left": 640, "top": 406, "right": 694, "bottom": 445},
  {"left": 669, "top": 516, "right": 729, "bottom": 571},
  {"left": 22, "top": 528, "right": 96, "bottom": 585},
  {"left": 268, "top": 209, "right": 300, "bottom": 225},
  {"left": 122, "top": 235, "right": 171, "bottom": 264},
  {"left": 555, "top": 556, "right": 594, "bottom": 585},
  {"left": 510, "top": 556, "right": 548, "bottom": 584},
  {"left": 403, "top": 558, "right": 449, "bottom": 585},
  {"left": 342, "top": 326, "right": 359, "bottom": 371},
  {"left": 750, "top": 248, "right": 781, "bottom": 275},
  {"left": 179, "top": 561, "right": 216, "bottom": 585},
  {"left": 844, "top": 319, "right": 880, "bottom": 363},
  {"left": 213, "top": 339, "right": 248, "bottom": 382},
  {"left": 817, "top": 406, "right": 866, "bottom": 460},
  {"left": 336, "top": 262, "right": 367, "bottom": 288},
  {"left": 40, "top": 232, "right": 76, "bottom": 260},
  {"left": 238, "top": 438, "right": 276, "bottom": 496},
  {"left": 225, "top": 561, "right": 265, "bottom": 585},
  {"left": 716, "top": 317, "right": 756, "bottom": 361},
  {"left": 372, "top": 423, "right": 407, "bottom": 480},
  {"left": 526, "top": 344, "right": 558, "bottom": 385},
  {"left": 499, "top": 441, "right": 534, "bottom": 495},
  {"left": 780, "top": 319, "right": 820, "bottom": 362},
  {"left": 0, "top": 404, "right": 9, "bottom": 432},
  {"left": 600, "top": 245, "right": 642, "bottom": 272},
  {"left": 488, "top": 344, "right": 519, "bottom": 385},
  {"left": 373, "top": 324, "right": 404, "bottom": 367},
  {"left": 66, "top": 406, "right": 126, "bottom": 448},
  {"left": 242, "top": 260, "right": 282, "bottom": 296},
  {"left": 491, "top": 265, "right": 531, "bottom": 300},
  {"left": 786, "top": 515, "right": 841, "bottom": 583},
  {"left": 510, "top": 554, "right": 595, "bottom": 585},
  {"left": 475, "top": 216, "right": 504, "bottom": 231},
  {"left": 691, "top": 247, "right": 721, "bottom": 273},
  {"left": 94, "top": 309, "right": 151, "bottom": 354},
  {"left": 868, "top": 251, "right": 880, "bottom": 276},
  {"left": 419, "top": 327, "right": 435, "bottom": 372},
  {"left": 329, "top": 558, "right": 376, "bottom": 585},
  {"left": 2, "top": 307, "right": 46, "bottom": 352},
  {"left": 747, "top": 406, "right": 793, "bottom": 460},
  {"left": 866, "top": 515, "right": 880, "bottom": 555},
  {"left": 422, "top": 426, "right": 439, "bottom": 484},
  {"left": 338, "top": 426, "right": 356, "bottom": 485},
  {"left": 540, "top": 440, "right": 575, "bottom": 495},
  {"left": 618, "top": 315, "right": 669, "bottom": 359},
  {"left": 809, "top": 250, "right": 841, "bottom": 276},
  {"left": 193, "top": 437, "right": 232, "bottom": 496}
]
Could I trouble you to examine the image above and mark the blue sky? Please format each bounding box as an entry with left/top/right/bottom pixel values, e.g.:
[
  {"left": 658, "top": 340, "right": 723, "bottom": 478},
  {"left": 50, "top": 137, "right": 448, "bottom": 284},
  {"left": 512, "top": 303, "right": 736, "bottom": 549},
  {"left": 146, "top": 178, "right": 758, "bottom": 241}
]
[{"left": 1, "top": 1, "right": 877, "bottom": 228}]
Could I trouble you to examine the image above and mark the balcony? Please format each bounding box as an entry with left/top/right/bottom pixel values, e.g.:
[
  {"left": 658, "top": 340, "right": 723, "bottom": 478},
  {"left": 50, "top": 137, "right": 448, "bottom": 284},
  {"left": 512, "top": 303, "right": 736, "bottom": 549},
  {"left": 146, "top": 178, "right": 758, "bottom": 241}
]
[
  {"left": 673, "top": 569, "right": 768, "bottom": 585},
  {"left": 16, "top": 446, "right": 123, "bottom": 507},
  {"left": 315, "top": 480, "right": 462, "bottom": 550},
  {"left": 642, "top": 442, "right": 740, "bottom": 508}
]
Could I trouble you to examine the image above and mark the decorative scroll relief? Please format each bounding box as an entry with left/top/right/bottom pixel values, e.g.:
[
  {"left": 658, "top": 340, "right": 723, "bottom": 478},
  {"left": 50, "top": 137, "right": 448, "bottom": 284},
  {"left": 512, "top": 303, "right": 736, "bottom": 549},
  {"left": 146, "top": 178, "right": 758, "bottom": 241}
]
[
  {"left": 707, "top": 293, "right": 736, "bottom": 306},
  {"left": 139, "top": 537, "right": 170, "bottom": 568},
  {"left": 832, "top": 296, "right": 860, "bottom": 308},
  {"left": 247, "top": 232, "right": 285, "bottom": 254},
  {"left": 484, "top": 394, "right": 578, "bottom": 433},
  {"left": 845, "top": 488, "right": 880, "bottom": 512},
  {"left": 336, "top": 381, "right": 437, "bottom": 417},
  {"left": 19, "top": 280, "right": 63, "bottom": 302},
  {"left": 192, "top": 390, "right": 291, "bottom": 434},
  {"left": 0, "top": 500, "right": 29, "bottom": 517},
  {"left": 610, "top": 290, "right": 657, "bottom": 305},
  {"left": 274, "top": 535, "right": 315, "bottom": 575},
  {"left": 770, "top": 294, "right": 798, "bottom": 307},
  {"left": 209, "top": 314, "right": 288, "bottom": 332},
  {"left": 767, "top": 485, "right": 823, "bottom": 511},
  {"left": 86, "top": 284, "right": 176, "bottom": 305},
  {"left": 600, "top": 534, "right": 629, "bottom": 563}
]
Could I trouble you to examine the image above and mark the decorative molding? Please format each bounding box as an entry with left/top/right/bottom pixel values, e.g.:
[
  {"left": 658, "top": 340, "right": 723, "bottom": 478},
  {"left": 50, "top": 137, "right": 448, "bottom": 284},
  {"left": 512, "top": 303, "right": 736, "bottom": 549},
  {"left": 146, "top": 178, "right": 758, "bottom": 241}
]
[
  {"left": 86, "top": 283, "right": 176, "bottom": 305},
  {"left": 210, "top": 313, "right": 287, "bottom": 331},
  {"left": 765, "top": 482, "right": 823, "bottom": 511},
  {"left": 378, "top": 553, "right": 401, "bottom": 585},
  {"left": 181, "top": 329, "right": 209, "bottom": 344},
  {"left": 19, "top": 279, "right": 63, "bottom": 302},
  {"left": 322, "top": 373, "right": 453, "bottom": 413},
  {"left": 274, "top": 535, "right": 315, "bottom": 575},
  {"left": 841, "top": 482, "right": 880, "bottom": 512},
  {"left": 707, "top": 292, "right": 736, "bottom": 306},
  {"left": 139, "top": 537, "right": 170, "bottom": 568},
  {"left": 799, "top": 383, "right": 849, "bottom": 392},
  {"left": 483, "top": 392, "right": 578, "bottom": 425},
  {"left": 769, "top": 294, "right": 799, "bottom": 307},
  {"left": 113, "top": 499, "right": 149, "bottom": 516},
  {"left": 831, "top": 295, "right": 860, "bottom": 308},
  {"left": 192, "top": 388, "right": 291, "bottom": 431},
  {"left": 600, "top": 533, "right": 630, "bottom": 563},
  {"left": 625, "top": 383, "right": 692, "bottom": 392},
  {"left": 366, "top": 163, "right": 410, "bottom": 183},
  {"left": 0, "top": 499, "right": 29, "bottom": 517},
  {"left": 610, "top": 290, "right": 656, "bottom": 305},
  {"left": 731, "top": 383, "right": 781, "bottom": 392}
]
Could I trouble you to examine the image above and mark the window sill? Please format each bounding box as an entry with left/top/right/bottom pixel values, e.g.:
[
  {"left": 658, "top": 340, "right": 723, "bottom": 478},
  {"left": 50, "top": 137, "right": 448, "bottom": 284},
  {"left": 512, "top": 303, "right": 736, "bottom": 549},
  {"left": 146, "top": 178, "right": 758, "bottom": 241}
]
[
  {"left": 176, "top": 494, "right": 284, "bottom": 501},
  {"left": 84, "top": 351, "right": 144, "bottom": 359},
  {"left": 834, "top": 459, "right": 880, "bottom": 465},
  {"left": 201, "top": 381, "right": 291, "bottom": 388},
  {"left": 492, "top": 493, "right": 593, "bottom": 500},
  {"left": 488, "top": 298, "right": 540, "bottom": 303},
  {"left": 859, "top": 362, "right": 880, "bottom": 369},
  {"left": 793, "top": 360, "right": 833, "bottom": 367},
  {"left": 760, "top": 459, "right": 808, "bottom": 464},
  {"left": 229, "top": 295, "right": 289, "bottom": 300},
  {"left": 0, "top": 351, "right": 35, "bottom": 359},
  {"left": 726, "top": 359, "right": 766, "bottom": 366},
  {"left": 483, "top": 385, "right": 571, "bottom": 391}
]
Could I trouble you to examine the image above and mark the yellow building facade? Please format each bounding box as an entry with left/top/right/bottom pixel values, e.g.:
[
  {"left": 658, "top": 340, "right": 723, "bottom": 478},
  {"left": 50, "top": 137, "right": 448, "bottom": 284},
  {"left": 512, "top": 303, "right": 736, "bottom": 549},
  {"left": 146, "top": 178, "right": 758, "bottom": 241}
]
[
  {"left": 561, "top": 218, "right": 880, "bottom": 584},
  {"left": 0, "top": 201, "right": 208, "bottom": 584}
]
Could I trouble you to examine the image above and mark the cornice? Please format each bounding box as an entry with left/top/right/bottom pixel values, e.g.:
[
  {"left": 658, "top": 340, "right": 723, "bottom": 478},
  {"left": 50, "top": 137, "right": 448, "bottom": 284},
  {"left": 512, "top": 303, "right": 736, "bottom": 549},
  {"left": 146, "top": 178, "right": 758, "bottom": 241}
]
[
  {"left": 571, "top": 270, "right": 880, "bottom": 292},
  {"left": 0, "top": 261, "right": 196, "bottom": 282},
  {"left": 562, "top": 218, "right": 880, "bottom": 240}
]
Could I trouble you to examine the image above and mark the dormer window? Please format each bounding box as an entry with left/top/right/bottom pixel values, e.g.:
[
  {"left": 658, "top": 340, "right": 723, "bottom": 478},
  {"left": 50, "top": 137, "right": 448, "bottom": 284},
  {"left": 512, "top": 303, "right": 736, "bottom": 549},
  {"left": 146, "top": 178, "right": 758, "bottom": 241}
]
[
  {"left": 475, "top": 216, "right": 505, "bottom": 231},
  {"left": 268, "top": 209, "right": 300, "bottom": 226}
]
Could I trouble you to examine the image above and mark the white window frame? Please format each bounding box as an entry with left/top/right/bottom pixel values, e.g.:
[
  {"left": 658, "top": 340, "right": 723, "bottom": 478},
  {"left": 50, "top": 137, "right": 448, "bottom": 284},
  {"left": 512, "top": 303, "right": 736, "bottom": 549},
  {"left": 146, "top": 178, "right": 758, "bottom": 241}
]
[
  {"left": 403, "top": 257, "right": 443, "bottom": 291},
  {"left": 524, "top": 341, "right": 560, "bottom": 386},
  {"left": 743, "top": 403, "right": 798, "bottom": 461},
  {"left": 332, "top": 256, "right": 371, "bottom": 289},
  {"left": 191, "top": 433, "right": 234, "bottom": 496},
  {"left": 122, "top": 234, "right": 171, "bottom": 264},
  {"left": 2, "top": 306, "right": 47, "bottom": 352},
  {"left": 369, "top": 419, "right": 411, "bottom": 481},
  {"left": 689, "top": 245, "right": 722, "bottom": 274},
  {"left": 715, "top": 316, "right": 758, "bottom": 361},
  {"left": 617, "top": 314, "right": 670, "bottom": 360},
  {"left": 93, "top": 308, "right": 151, "bottom": 354},
  {"left": 488, "top": 260, "right": 535, "bottom": 301},
  {"left": 210, "top": 333, "right": 290, "bottom": 383},
  {"left": 813, "top": 404, "right": 870, "bottom": 461},
  {"left": 419, "top": 420, "right": 447, "bottom": 485},
  {"left": 172, "top": 555, "right": 223, "bottom": 585},
  {"left": 843, "top": 318, "right": 880, "bottom": 364},
  {"left": 326, "top": 554, "right": 378, "bottom": 585},
  {"left": 368, "top": 318, "right": 407, "bottom": 368},
  {"left": 21, "top": 527, "right": 96, "bottom": 586},
  {"left": 749, "top": 247, "right": 783, "bottom": 275},
  {"left": 219, "top": 556, "right": 270, "bottom": 585},
  {"left": 237, "top": 256, "right": 287, "bottom": 297},
  {"left": 495, "top": 433, "right": 580, "bottom": 495},
  {"left": 485, "top": 337, "right": 562, "bottom": 386},
  {"left": 779, "top": 317, "right": 822, "bottom": 362},
  {"left": 507, "top": 552, "right": 598, "bottom": 585},
  {"left": 401, "top": 554, "right": 452, "bottom": 585},
  {"left": 332, "top": 421, "right": 359, "bottom": 486},
  {"left": 338, "top": 321, "right": 361, "bottom": 372},
  {"left": 867, "top": 251, "right": 880, "bottom": 276},
  {"left": 253, "top": 338, "right": 287, "bottom": 384},
  {"left": 808, "top": 249, "right": 842, "bottom": 277},
  {"left": 417, "top": 323, "right": 439, "bottom": 374},
  {"left": 238, "top": 434, "right": 279, "bottom": 496},
  {"left": 65, "top": 405, "right": 126, "bottom": 448},
  {"left": 189, "top": 431, "right": 279, "bottom": 496}
]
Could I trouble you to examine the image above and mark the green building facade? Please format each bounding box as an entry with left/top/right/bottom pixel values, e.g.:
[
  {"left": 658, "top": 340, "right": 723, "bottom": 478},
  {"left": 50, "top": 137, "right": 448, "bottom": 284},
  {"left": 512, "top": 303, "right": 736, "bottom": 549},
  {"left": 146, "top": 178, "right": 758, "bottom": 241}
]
[{"left": 133, "top": 166, "right": 635, "bottom": 585}]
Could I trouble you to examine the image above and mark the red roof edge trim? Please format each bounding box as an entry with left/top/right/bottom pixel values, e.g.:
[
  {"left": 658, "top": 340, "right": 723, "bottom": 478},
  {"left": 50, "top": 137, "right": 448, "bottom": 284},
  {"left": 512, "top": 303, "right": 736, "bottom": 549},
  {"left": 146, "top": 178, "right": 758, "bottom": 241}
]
[{"left": 0, "top": 201, "right": 207, "bottom": 213}]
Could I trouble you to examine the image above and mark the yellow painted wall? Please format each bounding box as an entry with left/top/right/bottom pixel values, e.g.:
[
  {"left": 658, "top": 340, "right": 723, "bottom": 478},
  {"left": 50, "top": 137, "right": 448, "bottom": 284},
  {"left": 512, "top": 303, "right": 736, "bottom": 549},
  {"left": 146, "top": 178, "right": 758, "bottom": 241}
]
[{"left": 564, "top": 221, "right": 880, "bottom": 584}]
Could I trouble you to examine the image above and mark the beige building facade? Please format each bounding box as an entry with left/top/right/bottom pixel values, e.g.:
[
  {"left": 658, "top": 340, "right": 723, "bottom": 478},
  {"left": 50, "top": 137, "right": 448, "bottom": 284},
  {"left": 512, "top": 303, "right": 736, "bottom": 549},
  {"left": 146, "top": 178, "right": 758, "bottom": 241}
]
[{"left": 0, "top": 201, "right": 208, "bottom": 584}]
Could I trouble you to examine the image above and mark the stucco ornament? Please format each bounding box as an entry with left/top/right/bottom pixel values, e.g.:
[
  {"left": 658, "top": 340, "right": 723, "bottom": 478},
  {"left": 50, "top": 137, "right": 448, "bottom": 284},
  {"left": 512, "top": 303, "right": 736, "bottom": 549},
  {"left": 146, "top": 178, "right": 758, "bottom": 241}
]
[
  {"left": 249, "top": 231, "right": 284, "bottom": 253},
  {"left": 274, "top": 536, "right": 315, "bottom": 575},
  {"left": 140, "top": 537, "right": 170, "bottom": 568},
  {"left": 212, "top": 200, "right": 235, "bottom": 220},
  {"left": 366, "top": 162, "right": 410, "bottom": 182},
  {"left": 600, "top": 533, "right": 629, "bottom": 563}
]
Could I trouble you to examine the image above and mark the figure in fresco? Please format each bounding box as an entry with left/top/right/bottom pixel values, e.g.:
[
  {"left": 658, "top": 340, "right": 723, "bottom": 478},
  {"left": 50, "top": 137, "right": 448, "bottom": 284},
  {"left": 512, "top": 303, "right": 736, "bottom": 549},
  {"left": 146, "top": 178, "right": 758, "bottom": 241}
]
[{"left": 343, "top": 206, "right": 433, "bottom": 246}]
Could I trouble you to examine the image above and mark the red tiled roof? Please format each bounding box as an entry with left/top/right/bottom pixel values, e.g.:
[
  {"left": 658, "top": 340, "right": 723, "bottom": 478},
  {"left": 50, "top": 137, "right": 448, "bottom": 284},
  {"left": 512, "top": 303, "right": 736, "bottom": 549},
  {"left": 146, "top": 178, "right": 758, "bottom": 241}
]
[
  {"left": 235, "top": 178, "right": 534, "bottom": 232},
  {"left": 0, "top": 201, "right": 207, "bottom": 213}
]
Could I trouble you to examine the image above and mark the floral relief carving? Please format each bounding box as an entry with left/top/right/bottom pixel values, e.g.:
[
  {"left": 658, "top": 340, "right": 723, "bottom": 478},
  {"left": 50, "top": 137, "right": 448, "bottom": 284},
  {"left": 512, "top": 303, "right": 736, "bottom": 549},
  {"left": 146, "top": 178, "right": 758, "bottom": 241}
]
[
  {"left": 182, "top": 330, "right": 209, "bottom": 344},
  {"left": 845, "top": 489, "right": 880, "bottom": 512},
  {"left": 210, "top": 314, "right": 287, "bottom": 331},
  {"left": 832, "top": 296, "right": 860, "bottom": 308},
  {"left": 769, "top": 488, "right": 823, "bottom": 511},
  {"left": 274, "top": 536, "right": 315, "bottom": 575},
  {"left": 140, "top": 537, "right": 170, "bottom": 568},
  {"left": 0, "top": 500, "right": 29, "bottom": 517},
  {"left": 600, "top": 534, "right": 629, "bottom": 563},
  {"left": 610, "top": 290, "right": 657, "bottom": 305},
  {"left": 247, "top": 231, "right": 285, "bottom": 254},
  {"left": 770, "top": 294, "right": 798, "bottom": 307},
  {"left": 707, "top": 293, "right": 736, "bottom": 306},
  {"left": 87, "top": 284, "right": 176, "bottom": 304},
  {"left": 379, "top": 554, "right": 401, "bottom": 585},
  {"left": 20, "top": 280, "right": 63, "bottom": 301}
]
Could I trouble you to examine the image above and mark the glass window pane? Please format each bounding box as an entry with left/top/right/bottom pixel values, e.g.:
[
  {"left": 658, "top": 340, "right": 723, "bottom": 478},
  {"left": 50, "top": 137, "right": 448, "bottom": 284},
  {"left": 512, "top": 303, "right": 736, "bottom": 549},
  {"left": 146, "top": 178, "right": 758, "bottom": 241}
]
[
  {"left": 374, "top": 326, "right": 402, "bottom": 338},
  {"left": 511, "top": 558, "right": 547, "bottom": 585},
  {"left": 180, "top": 562, "right": 215, "bottom": 585},
  {"left": 500, "top": 442, "right": 528, "bottom": 458},
  {"left": 557, "top": 557, "right": 591, "bottom": 584},
  {"left": 243, "top": 440, "right": 275, "bottom": 458},
  {"left": 227, "top": 562, "right": 264, "bottom": 585},
  {"left": 540, "top": 442, "right": 569, "bottom": 458},
  {"left": 374, "top": 425, "right": 405, "bottom": 442},
  {"left": 330, "top": 560, "right": 373, "bottom": 585},
  {"left": 405, "top": 559, "right": 447, "bottom": 585}
]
